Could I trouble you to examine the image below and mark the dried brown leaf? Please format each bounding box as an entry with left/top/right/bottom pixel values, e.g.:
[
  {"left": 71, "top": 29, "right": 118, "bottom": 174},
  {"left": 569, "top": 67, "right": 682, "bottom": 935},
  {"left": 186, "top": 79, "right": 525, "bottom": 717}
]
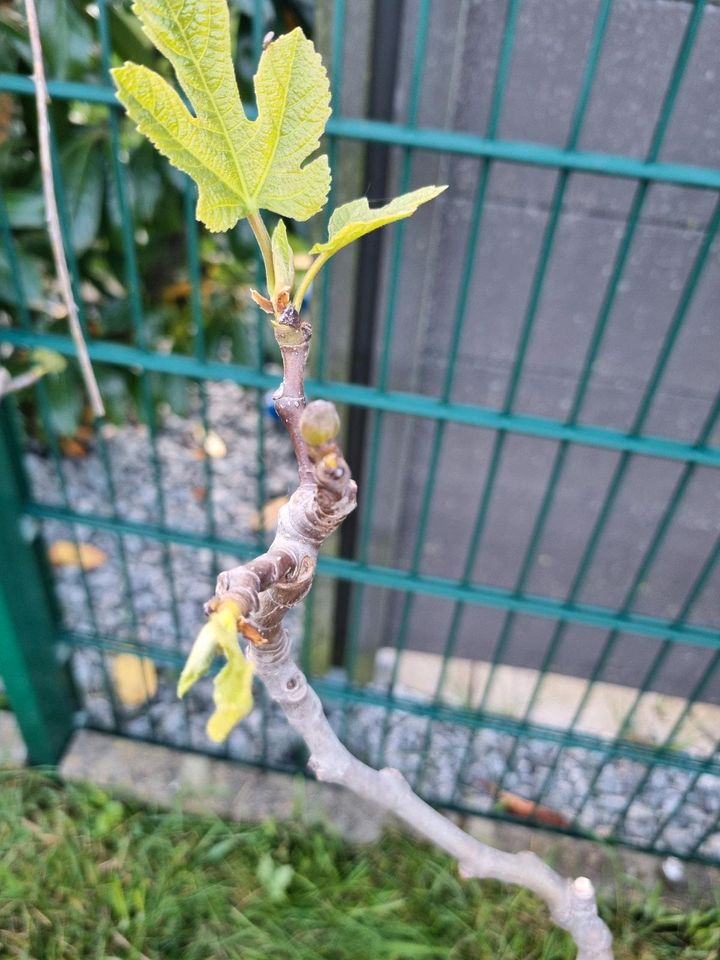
[
  {"left": 48, "top": 540, "right": 107, "bottom": 571},
  {"left": 112, "top": 654, "right": 158, "bottom": 707}
]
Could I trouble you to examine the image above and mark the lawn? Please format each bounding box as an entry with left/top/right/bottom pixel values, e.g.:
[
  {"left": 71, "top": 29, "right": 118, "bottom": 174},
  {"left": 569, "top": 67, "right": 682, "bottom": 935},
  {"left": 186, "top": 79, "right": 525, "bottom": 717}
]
[{"left": 0, "top": 772, "right": 717, "bottom": 959}]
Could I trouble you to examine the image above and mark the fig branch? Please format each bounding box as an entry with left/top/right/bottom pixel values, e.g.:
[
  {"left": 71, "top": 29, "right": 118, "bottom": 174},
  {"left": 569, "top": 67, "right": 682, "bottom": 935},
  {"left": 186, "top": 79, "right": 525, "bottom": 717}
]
[
  {"left": 187, "top": 294, "right": 613, "bottom": 960},
  {"left": 111, "top": 8, "right": 614, "bottom": 955}
]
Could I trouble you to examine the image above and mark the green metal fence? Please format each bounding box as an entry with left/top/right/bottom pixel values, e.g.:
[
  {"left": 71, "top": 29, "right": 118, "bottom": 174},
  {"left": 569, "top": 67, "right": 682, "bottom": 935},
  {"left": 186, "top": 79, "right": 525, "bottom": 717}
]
[{"left": 0, "top": 0, "right": 719, "bottom": 865}]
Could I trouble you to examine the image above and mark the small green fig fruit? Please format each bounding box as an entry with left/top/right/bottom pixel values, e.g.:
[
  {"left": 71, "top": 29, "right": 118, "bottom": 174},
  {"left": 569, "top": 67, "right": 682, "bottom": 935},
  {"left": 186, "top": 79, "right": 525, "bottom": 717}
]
[{"left": 300, "top": 400, "right": 341, "bottom": 446}]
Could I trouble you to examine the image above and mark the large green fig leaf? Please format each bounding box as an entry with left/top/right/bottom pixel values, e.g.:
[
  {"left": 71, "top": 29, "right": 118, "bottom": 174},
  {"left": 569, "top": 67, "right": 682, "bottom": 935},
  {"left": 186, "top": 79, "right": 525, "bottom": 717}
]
[
  {"left": 309, "top": 185, "right": 446, "bottom": 258},
  {"left": 111, "top": 3, "right": 331, "bottom": 231}
]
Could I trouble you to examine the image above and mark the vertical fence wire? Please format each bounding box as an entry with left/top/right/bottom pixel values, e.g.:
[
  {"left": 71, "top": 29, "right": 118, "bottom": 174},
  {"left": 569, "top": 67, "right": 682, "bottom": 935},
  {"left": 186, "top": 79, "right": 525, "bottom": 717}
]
[
  {"left": 493, "top": 195, "right": 720, "bottom": 813},
  {"left": 247, "top": 0, "right": 271, "bottom": 764},
  {"left": 301, "top": 0, "right": 347, "bottom": 677},
  {"left": 340, "top": 0, "right": 435, "bottom": 711},
  {"left": 469, "top": 0, "right": 708, "bottom": 804},
  {"left": 97, "top": 0, "right": 190, "bottom": 739},
  {"left": 372, "top": 0, "right": 523, "bottom": 771},
  {"left": 0, "top": 183, "right": 124, "bottom": 731}
]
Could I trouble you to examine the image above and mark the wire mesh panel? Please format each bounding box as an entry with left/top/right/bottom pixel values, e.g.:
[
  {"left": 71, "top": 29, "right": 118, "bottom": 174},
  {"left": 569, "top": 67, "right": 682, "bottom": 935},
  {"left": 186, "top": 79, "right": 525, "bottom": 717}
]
[{"left": 0, "top": 0, "right": 718, "bottom": 863}]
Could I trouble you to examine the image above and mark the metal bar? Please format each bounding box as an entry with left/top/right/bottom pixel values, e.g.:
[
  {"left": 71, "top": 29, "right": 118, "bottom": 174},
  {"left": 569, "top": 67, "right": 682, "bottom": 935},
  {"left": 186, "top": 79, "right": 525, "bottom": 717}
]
[
  {"left": 33, "top": 118, "right": 127, "bottom": 732},
  {"left": 379, "top": 0, "right": 522, "bottom": 773},
  {"left": 5, "top": 346, "right": 720, "bottom": 474},
  {"left": 50, "top": 717, "right": 711, "bottom": 865},
  {"left": 2, "top": 73, "right": 720, "bottom": 190},
  {"left": 56, "top": 627, "right": 720, "bottom": 778},
  {"left": 333, "top": 0, "right": 407, "bottom": 668},
  {"left": 0, "top": 402, "right": 79, "bottom": 764},
  {"left": 313, "top": 0, "right": 346, "bottom": 383},
  {"left": 21, "top": 500, "right": 720, "bottom": 649},
  {"left": 475, "top": 0, "right": 708, "bottom": 798},
  {"left": 413, "top": 0, "right": 616, "bottom": 793},
  {"left": 97, "top": 0, "right": 183, "bottom": 739},
  {"left": 341, "top": 0, "right": 436, "bottom": 699}
]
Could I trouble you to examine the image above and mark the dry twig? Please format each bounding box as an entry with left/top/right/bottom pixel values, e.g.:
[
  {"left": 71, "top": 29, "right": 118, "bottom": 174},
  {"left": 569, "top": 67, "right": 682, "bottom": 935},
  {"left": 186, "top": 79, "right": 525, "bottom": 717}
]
[{"left": 24, "top": 0, "right": 104, "bottom": 419}]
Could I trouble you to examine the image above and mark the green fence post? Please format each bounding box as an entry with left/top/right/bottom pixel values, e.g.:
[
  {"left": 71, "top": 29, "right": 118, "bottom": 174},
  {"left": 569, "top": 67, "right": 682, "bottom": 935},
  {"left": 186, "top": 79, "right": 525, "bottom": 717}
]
[{"left": 0, "top": 400, "right": 78, "bottom": 764}]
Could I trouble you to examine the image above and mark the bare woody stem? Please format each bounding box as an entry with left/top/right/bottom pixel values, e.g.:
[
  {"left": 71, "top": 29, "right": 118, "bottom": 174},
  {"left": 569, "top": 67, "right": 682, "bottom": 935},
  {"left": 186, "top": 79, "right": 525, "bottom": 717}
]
[
  {"left": 24, "top": 0, "right": 104, "bottom": 420},
  {"left": 270, "top": 305, "right": 315, "bottom": 486},
  {"left": 0, "top": 366, "right": 45, "bottom": 398},
  {"left": 208, "top": 306, "right": 614, "bottom": 959}
]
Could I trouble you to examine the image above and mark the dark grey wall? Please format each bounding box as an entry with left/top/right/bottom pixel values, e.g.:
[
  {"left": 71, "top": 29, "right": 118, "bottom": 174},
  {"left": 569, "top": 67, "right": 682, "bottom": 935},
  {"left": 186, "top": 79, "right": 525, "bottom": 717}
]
[{"left": 318, "top": 0, "right": 720, "bottom": 698}]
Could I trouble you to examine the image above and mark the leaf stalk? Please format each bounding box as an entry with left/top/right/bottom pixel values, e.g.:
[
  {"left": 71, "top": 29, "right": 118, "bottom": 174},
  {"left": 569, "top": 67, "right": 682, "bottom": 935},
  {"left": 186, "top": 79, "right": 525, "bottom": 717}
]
[
  {"left": 293, "top": 253, "right": 328, "bottom": 311},
  {"left": 247, "top": 211, "right": 276, "bottom": 298}
]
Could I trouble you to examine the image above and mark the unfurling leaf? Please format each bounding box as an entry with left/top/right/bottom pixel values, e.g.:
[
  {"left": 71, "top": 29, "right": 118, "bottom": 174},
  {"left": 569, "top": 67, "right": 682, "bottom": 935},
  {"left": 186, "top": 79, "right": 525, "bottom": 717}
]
[
  {"left": 177, "top": 598, "right": 255, "bottom": 741},
  {"left": 112, "top": 654, "right": 158, "bottom": 707},
  {"left": 206, "top": 652, "right": 254, "bottom": 742},
  {"left": 177, "top": 598, "right": 239, "bottom": 697},
  {"left": 177, "top": 621, "right": 220, "bottom": 698},
  {"left": 309, "top": 186, "right": 447, "bottom": 260},
  {"left": 271, "top": 220, "right": 294, "bottom": 302},
  {"left": 111, "top": 7, "right": 331, "bottom": 231},
  {"left": 48, "top": 540, "right": 107, "bottom": 571}
]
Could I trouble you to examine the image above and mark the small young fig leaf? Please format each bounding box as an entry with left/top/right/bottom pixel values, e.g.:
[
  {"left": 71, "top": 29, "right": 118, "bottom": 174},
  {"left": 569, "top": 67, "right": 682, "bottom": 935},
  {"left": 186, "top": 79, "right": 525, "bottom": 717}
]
[
  {"left": 111, "top": 6, "right": 331, "bottom": 231},
  {"left": 177, "top": 621, "right": 219, "bottom": 698},
  {"left": 271, "top": 220, "right": 295, "bottom": 301},
  {"left": 206, "top": 650, "right": 254, "bottom": 742},
  {"left": 177, "top": 598, "right": 240, "bottom": 698},
  {"left": 309, "top": 185, "right": 446, "bottom": 259}
]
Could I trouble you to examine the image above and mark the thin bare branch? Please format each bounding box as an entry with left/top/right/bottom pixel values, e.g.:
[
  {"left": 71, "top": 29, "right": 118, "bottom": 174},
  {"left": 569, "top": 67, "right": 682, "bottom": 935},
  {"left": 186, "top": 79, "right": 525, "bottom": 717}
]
[
  {"left": 24, "top": 0, "right": 104, "bottom": 419},
  {"left": 250, "top": 632, "right": 613, "bottom": 960},
  {"left": 0, "top": 366, "right": 44, "bottom": 398}
]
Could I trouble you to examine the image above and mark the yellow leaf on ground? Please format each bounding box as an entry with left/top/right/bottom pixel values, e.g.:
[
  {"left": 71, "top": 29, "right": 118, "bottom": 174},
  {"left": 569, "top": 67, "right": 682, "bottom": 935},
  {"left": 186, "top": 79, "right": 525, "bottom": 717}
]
[
  {"left": 112, "top": 654, "right": 158, "bottom": 707},
  {"left": 250, "top": 495, "right": 289, "bottom": 533},
  {"left": 48, "top": 540, "right": 107, "bottom": 571},
  {"left": 203, "top": 430, "right": 227, "bottom": 459}
]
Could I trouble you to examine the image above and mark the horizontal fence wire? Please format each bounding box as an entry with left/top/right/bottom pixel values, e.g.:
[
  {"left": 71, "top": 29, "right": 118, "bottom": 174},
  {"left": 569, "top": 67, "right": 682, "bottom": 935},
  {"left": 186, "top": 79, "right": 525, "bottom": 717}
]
[
  {"left": 1, "top": 327, "right": 718, "bottom": 466},
  {"left": 1, "top": 72, "right": 720, "bottom": 188},
  {"left": 0, "top": 0, "right": 718, "bottom": 865}
]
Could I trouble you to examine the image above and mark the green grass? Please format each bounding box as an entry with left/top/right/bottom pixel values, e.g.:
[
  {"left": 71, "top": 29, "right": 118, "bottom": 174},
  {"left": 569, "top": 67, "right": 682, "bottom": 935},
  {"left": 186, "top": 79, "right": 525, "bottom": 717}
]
[{"left": 0, "top": 772, "right": 717, "bottom": 959}]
